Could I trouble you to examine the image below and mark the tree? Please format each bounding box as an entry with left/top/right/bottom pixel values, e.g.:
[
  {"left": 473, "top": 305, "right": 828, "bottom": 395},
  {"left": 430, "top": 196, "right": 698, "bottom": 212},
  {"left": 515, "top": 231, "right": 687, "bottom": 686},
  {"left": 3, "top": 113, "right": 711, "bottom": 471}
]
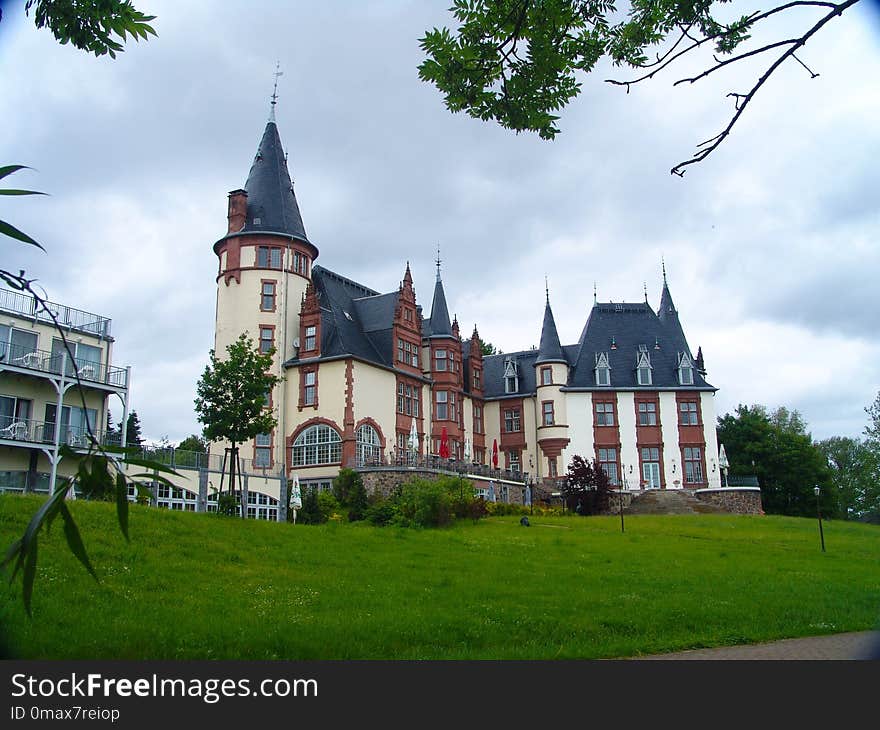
[
  {"left": 124, "top": 411, "right": 144, "bottom": 447},
  {"left": 480, "top": 340, "right": 499, "bottom": 356},
  {"left": 332, "top": 468, "right": 369, "bottom": 521},
  {"left": 419, "top": 0, "right": 861, "bottom": 175},
  {"left": 177, "top": 434, "right": 207, "bottom": 453},
  {"left": 716, "top": 404, "right": 833, "bottom": 517},
  {"left": 817, "top": 436, "right": 877, "bottom": 521},
  {"left": 563, "top": 454, "right": 610, "bottom": 514},
  {"left": 0, "top": 0, "right": 158, "bottom": 58},
  {"left": 194, "top": 333, "right": 279, "bottom": 507}
]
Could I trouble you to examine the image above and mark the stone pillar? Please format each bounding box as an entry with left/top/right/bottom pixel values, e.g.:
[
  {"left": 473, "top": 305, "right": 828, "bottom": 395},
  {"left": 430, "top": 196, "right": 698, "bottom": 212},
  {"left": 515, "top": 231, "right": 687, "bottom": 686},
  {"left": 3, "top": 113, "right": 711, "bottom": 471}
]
[
  {"left": 198, "top": 468, "right": 208, "bottom": 513},
  {"left": 278, "top": 469, "right": 288, "bottom": 523}
]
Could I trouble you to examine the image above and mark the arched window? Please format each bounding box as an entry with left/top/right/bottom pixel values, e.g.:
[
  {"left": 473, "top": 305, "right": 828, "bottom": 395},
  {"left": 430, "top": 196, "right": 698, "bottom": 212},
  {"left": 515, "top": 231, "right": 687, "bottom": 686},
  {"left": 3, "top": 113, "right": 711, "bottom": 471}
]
[
  {"left": 292, "top": 424, "right": 341, "bottom": 466},
  {"left": 356, "top": 423, "right": 382, "bottom": 464}
]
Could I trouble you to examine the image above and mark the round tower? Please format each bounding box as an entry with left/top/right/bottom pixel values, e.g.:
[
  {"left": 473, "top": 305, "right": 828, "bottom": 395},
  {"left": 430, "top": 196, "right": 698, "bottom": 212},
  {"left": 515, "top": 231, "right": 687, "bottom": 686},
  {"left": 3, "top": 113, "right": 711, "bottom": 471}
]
[{"left": 534, "top": 288, "right": 570, "bottom": 479}]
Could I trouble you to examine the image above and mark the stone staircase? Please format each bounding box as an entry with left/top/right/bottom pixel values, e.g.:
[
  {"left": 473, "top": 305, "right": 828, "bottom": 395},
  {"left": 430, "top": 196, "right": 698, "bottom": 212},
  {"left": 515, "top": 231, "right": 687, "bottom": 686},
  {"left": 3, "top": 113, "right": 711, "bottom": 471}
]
[{"left": 625, "top": 489, "right": 727, "bottom": 515}]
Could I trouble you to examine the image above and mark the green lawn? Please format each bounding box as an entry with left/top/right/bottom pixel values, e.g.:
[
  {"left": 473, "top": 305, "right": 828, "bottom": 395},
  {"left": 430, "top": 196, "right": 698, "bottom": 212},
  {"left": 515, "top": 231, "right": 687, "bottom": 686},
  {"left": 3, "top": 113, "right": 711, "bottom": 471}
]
[{"left": 1, "top": 494, "right": 878, "bottom": 659}]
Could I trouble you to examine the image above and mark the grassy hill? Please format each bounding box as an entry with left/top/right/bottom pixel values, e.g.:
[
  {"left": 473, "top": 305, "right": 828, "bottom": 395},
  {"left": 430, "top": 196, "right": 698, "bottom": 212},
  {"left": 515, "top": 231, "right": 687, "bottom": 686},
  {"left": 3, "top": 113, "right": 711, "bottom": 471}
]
[{"left": 1, "top": 494, "right": 878, "bottom": 659}]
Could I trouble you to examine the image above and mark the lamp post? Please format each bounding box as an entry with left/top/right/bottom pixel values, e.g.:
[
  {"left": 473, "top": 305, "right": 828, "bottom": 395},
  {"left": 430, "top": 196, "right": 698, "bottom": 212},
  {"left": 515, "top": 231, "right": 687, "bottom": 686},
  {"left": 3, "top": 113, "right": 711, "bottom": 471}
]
[{"left": 814, "top": 486, "right": 825, "bottom": 553}]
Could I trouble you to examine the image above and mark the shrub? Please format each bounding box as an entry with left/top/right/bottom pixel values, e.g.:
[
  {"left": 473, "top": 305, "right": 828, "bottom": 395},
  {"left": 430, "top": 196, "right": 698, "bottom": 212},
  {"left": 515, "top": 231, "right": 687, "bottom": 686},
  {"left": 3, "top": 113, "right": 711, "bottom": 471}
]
[
  {"left": 398, "top": 478, "right": 454, "bottom": 527},
  {"left": 486, "top": 502, "right": 529, "bottom": 517},
  {"left": 216, "top": 492, "right": 238, "bottom": 517},
  {"left": 317, "top": 492, "right": 340, "bottom": 522},
  {"left": 365, "top": 494, "right": 398, "bottom": 526},
  {"left": 296, "top": 489, "right": 325, "bottom": 524}
]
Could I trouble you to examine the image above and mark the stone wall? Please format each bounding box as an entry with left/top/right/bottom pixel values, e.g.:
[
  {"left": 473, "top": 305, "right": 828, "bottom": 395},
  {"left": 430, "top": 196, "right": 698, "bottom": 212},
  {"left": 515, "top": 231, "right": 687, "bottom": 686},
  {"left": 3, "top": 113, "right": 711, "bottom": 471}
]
[
  {"left": 359, "top": 467, "right": 526, "bottom": 504},
  {"left": 693, "top": 487, "right": 763, "bottom": 515}
]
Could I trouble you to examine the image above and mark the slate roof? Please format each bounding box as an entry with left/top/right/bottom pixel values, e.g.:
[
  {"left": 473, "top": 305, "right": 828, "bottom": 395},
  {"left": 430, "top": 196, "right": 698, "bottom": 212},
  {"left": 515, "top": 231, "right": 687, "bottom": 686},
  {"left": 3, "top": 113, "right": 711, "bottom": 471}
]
[
  {"left": 241, "top": 121, "right": 310, "bottom": 244},
  {"left": 424, "top": 275, "right": 453, "bottom": 338},
  {"left": 567, "top": 302, "right": 714, "bottom": 391},
  {"left": 535, "top": 300, "right": 567, "bottom": 365}
]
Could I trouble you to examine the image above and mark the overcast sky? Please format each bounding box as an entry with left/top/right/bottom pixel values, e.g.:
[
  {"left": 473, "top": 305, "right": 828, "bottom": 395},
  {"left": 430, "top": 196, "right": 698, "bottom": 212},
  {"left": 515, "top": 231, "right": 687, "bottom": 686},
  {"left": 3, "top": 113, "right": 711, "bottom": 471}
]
[{"left": 1, "top": 0, "right": 878, "bottom": 444}]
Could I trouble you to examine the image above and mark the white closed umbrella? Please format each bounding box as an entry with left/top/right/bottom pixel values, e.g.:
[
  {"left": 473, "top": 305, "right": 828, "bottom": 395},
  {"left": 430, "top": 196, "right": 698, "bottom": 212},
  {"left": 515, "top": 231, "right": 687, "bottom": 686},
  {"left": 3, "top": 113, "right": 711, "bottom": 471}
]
[
  {"left": 464, "top": 436, "right": 471, "bottom": 462},
  {"left": 408, "top": 418, "right": 418, "bottom": 452},
  {"left": 290, "top": 474, "right": 302, "bottom": 524}
]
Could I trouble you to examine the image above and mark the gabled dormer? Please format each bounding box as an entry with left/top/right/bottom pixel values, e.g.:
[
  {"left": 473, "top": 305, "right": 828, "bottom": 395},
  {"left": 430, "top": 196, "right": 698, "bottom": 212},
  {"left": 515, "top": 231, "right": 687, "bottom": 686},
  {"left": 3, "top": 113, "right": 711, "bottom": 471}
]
[
  {"left": 393, "top": 262, "right": 421, "bottom": 374},
  {"left": 636, "top": 345, "right": 652, "bottom": 386},
  {"left": 503, "top": 357, "right": 519, "bottom": 394},
  {"left": 594, "top": 351, "right": 611, "bottom": 386},
  {"left": 677, "top": 351, "right": 695, "bottom": 385}
]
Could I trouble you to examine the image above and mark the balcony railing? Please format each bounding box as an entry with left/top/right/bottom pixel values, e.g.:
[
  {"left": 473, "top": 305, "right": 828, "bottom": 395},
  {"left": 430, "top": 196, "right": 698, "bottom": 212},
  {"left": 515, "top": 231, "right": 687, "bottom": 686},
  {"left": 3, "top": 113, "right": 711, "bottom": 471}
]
[
  {"left": 352, "top": 451, "right": 527, "bottom": 483},
  {"left": 723, "top": 475, "right": 760, "bottom": 487},
  {"left": 0, "top": 416, "right": 120, "bottom": 450},
  {"left": 0, "top": 341, "right": 128, "bottom": 388},
  {"left": 0, "top": 287, "right": 111, "bottom": 337}
]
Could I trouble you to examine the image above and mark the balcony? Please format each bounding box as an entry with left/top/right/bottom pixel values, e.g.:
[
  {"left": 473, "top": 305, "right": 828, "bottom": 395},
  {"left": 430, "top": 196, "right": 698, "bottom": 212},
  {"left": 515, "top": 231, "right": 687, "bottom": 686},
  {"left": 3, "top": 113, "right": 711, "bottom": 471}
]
[
  {"left": 0, "top": 416, "right": 120, "bottom": 451},
  {"left": 353, "top": 450, "right": 527, "bottom": 483},
  {"left": 0, "top": 341, "right": 128, "bottom": 388},
  {"left": 0, "top": 287, "right": 111, "bottom": 337}
]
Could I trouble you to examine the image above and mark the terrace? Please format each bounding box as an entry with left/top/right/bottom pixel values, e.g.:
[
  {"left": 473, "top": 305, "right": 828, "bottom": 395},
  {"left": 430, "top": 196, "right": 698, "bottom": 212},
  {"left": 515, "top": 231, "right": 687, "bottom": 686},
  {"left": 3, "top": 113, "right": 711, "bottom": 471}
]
[
  {"left": 0, "top": 287, "right": 111, "bottom": 338},
  {"left": 0, "top": 340, "right": 128, "bottom": 388}
]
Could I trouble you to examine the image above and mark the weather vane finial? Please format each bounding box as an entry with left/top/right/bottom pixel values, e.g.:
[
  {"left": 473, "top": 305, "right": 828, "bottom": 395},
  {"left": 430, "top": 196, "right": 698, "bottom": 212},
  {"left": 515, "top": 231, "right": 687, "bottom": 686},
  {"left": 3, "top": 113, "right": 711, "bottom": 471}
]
[
  {"left": 435, "top": 245, "right": 442, "bottom": 280},
  {"left": 593, "top": 281, "right": 597, "bottom": 305},
  {"left": 545, "top": 276, "right": 549, "bottom": 305},
  {"left": 269, "top": 61, "right": 283, "bottom": 122},
  {"left": 662, "top": 255, "right": 667, "bottom": 285}
]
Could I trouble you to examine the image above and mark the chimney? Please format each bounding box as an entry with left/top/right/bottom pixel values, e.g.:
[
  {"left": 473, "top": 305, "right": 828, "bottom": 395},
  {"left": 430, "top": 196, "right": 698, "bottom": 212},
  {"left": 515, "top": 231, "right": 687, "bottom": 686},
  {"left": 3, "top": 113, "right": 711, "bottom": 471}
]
[{"left": 227, "top": 189, "right": 248, "bottom": 234}]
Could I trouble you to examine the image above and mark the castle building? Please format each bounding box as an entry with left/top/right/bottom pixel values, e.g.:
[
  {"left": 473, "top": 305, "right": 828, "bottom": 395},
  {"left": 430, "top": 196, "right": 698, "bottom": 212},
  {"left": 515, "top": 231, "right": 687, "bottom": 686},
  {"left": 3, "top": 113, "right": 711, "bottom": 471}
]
[{"left": 209, "top": 105, "right": 724, "bottom": 501}]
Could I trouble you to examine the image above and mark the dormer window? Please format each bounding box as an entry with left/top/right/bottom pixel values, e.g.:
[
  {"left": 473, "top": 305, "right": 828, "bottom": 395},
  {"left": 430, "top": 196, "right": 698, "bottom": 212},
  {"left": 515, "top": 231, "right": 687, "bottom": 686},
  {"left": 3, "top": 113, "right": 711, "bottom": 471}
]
[
  {"left": 636, "top": 349, "right": 652, "bottom": 386},
  {"left": 503, "top": 358, "right": 518, "bottom": 394},
  {"left": 595, "top": 352, "right": 610, "bottom": 386},
  {"left": 678, "top": 352, "right": 694, "bottom": 385}
]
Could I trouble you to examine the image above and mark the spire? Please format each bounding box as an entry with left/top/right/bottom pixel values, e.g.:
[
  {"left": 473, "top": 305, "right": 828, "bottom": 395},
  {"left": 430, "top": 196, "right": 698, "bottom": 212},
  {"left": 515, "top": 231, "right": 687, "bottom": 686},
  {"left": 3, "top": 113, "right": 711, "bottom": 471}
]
[
  {"left": 536, "top": 293, "right": 567, "bottom": 365},
  {"left": 242, "top": 88, "right": 311, "bottom": 245},
  {"left": 403, "top": 261, "right": 413, "bottom": 286},
  {"left": 428, "top": 256, "right": 453, "bottom": 337},
  {"left": 695, "top": 346, "right": 706, "bottom": 375},
  {"left": 658, "top": 262, "right": 677, "bottom": 320}
]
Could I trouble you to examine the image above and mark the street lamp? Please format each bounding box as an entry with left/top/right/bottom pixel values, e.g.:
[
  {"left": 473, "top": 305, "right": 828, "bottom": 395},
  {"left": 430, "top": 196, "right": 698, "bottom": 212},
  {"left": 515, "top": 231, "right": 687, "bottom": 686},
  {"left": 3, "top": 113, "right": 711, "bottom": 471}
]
[{"left": 814, "top": 485, "right": 826, "bottom": 553}]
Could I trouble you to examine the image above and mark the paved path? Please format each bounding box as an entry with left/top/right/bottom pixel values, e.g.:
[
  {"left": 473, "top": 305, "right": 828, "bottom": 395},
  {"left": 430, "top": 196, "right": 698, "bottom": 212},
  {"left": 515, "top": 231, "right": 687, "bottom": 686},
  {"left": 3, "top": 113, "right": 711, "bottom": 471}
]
[{"left": 636, "top": 631, "right": 880, "bottom": 660}]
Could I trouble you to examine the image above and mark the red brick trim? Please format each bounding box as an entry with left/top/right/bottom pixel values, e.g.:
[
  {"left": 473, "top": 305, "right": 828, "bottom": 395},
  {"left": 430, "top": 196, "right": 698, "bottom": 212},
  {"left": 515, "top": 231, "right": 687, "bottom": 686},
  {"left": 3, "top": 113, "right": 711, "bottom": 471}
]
[
  {"left": 251, "top": 428, "right": 275, "bottom": 469},
  {"left": 541, "top": 399, "right": 555, "bottom": 426},
  {"left": 258, "top": 324, "right": 276, "bottom": 356},
  {"left": 538, "top": 437, "right": 570, "bottom": 459},
  {"left": 298, "top": 364, "right": 319, "bottom": 411},
  {"left": 342, "top": 359, "right": 356, "bottom": 466}
]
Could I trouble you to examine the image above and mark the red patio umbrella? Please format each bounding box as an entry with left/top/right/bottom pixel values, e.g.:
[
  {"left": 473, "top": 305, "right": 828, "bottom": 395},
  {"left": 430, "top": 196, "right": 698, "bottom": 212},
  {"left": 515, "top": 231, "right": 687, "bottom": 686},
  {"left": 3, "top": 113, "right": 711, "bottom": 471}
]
[
  {"left": 492, "top": 438, "right": 498, "bottom": 468},
  {"left": 439, "top": 427, "right": 450, "bottom": 459}
]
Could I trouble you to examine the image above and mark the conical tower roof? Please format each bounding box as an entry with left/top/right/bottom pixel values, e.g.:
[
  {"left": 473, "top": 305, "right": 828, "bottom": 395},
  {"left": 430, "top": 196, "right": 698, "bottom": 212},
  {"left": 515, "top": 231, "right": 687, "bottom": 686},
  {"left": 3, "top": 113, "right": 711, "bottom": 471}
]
[
  {"left": 428, "top": 269, "right": 453, "bottom": 337},
  {"left": 241, "top": 120, "right": 310, "bottom": 244},
  {"left": 536, "top": 295, "right": 567, "bottom": 365}
]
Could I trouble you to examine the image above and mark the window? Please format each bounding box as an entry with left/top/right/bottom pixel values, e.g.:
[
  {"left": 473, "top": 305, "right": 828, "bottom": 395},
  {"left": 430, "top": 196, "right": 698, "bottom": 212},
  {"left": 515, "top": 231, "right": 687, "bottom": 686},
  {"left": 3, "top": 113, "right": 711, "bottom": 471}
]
[
  {"left": 294, "top": 251, "right": 301, "bottom": 273},
  {"left": 399, "top": 340, "right": 418, "bottom": 367},
  {"left": 595, "top": 402, "right": 615, "bottom": 427},
  {"left": 50, "top": 338, "right": 102, "bottom": 378},
  {"left": 638, "top": 402, "right": 657, "bottom": 426},
  {"left": 541, "top": 367, "right": 552, "bottom": 386},
  {"left": 504, "top": 408, "right": 521, "bottom": 433},
  {"left": 357, "top": 424, "right": 382, "bottom": 464},
  {"left": 304, "top": 325, "right": 316, "bottom": 351},
  {"left": 254, "top": 433, "right": 271, "bottom": 467},
  {"left": 0, "top": 395, "right": 32, "bottom": 436},
  {"left": 597, "top": 447, "right": 619, "bottom": 486},
  {"left": 507, "top": 450, "right": 521, "bottom": 472},
  {"left": 636, "top": 349, "right": 652, "bottom": 385},
  {"left": 473, "top": 368, "right": 481, "bottom": 390},
  {"left": 678, "top": 352, "right": 695, "bottom": 385},
  {"left": 435, "top": 391, "right": 448, "bottom": 420},
  {"left": 595, "top": 352, "right": 611, "bottom": 386},
  {"left": 641, "top": 447, "right": 661, "bottom": 489},
  {"left": 473, "top": 405, "right": 483, "bottom": 434},
  {"left": 398, "top": 339, "right": 405, "bottom": 363},
  {"left": 409, "top": 342, "right": 419, "bottom": 368},
  {"left": 303, "top": 371, "right": 316, "bottom": 406},
  {"left": 397, "top": 382, "right": 419, "bottom": 417},
  {"left": 503, "top": 358, "right": 518, "bottom": 393},
  {"left": 257, "top": 246, "right": 282, "bottom": 269},
  {"left": 261, "top": 281, "right": 276, "bottom": 311},
  {"left": 679, "top": 365, "right": 694, "bottom": 385},
  {"left": 548, "top": 458, "right": 558, "bottom": 478},
  {"left": 44, "top": 404, "right": 96, "bottom": 446},
  {"left": 542, "top": 401, "right": 555, "bottom": 426},
  {"left": 683, "top": 446, "right": 704, "bottom": 484},
  {"left": 679, "top": 401, "right": 699, "bottom": 426},
  {"left": 292, "top": 424, "right": 342, "bottom": 466},
  {"left": 259, "top": 327, "right": 274, "bottom": 354},
  {"left": 435, "top": 349, "right": 447, "bottom": 371}
]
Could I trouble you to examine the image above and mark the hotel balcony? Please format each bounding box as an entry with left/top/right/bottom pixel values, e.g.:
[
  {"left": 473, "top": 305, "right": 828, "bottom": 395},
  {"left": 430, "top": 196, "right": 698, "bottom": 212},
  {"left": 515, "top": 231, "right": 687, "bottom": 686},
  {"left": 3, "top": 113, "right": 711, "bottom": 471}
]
[
  {"left": 0, "top": 287, "right": 111, "bottom": 338},
  {"left": 0, "top": 340, "right": 129, "bottom": 390},
  {"left": 0, "top": 416, "right": 121, "bottom": 452}
]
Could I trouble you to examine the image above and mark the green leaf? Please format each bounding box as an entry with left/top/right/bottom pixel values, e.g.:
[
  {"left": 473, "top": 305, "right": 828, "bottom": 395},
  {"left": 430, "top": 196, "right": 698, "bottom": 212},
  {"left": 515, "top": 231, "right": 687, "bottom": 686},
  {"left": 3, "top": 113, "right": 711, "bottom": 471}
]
[
  {"left": 0, "top": 165, "right": 31, "bottom": 181},
  {"left": 128, "top": 472, "right": 177, "bottom": 489},
  {"left": 0, "top": 189, "right": 47, "bottom": 196},
  {"left": 1, "top": 538, "right": 23, "bottom": 582},
  {"left": 59, "top": 503, "right": 97, "bottom": 580},
  {"left": 0, "top": 219, "right": 45, "bottom": 250},
  {"left": 116, "top": 473, "right": 129, "bottom": 542}
]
